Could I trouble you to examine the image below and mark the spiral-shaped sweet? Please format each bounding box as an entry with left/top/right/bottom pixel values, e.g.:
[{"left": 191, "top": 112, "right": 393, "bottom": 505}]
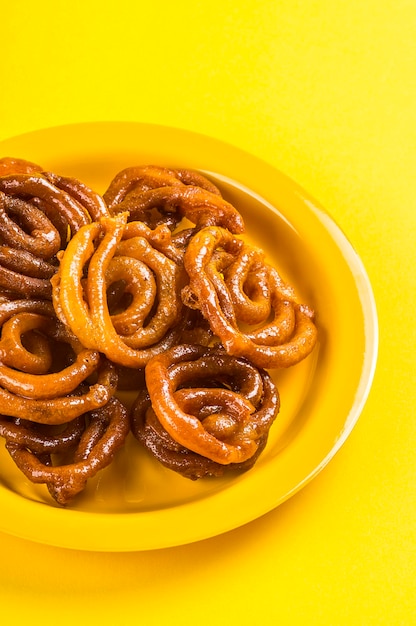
[
  {"left": 182, "top": 226, "right": 318, "bottom": 369},
  {"left": 132, "top": 344, "right": 279, "bottom": 471},
  {"left": 52, "top": 212, "right": 186, "bottom": 368}
]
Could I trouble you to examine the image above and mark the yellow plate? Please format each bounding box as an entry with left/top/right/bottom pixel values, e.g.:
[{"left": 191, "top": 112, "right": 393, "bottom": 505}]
[{"left": 0, "top": 122, "right": 378, "bottom": 551}]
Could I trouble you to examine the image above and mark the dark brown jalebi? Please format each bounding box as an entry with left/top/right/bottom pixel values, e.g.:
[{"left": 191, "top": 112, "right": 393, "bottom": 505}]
[
  {"left": 0, "top": 174, "right": 92, "bottom": 242},
  {"left": 0, "top": 166, "right": 111, "bottom": 304},
  {"left": 140, "top": 344, "right": 279, "bottom": 466},
  {"left": 0, "top": 245, "right": 56, "bottom": 298},
  {"left": 0, "top": 186, "right": 60, "bottom": 298},
  {"left": 0, "top": 415, "right": 85, "bottom": 454},
  {"left": 104, "top": 165, "right": 245, "bottom": 233},
  {"left": 0, "top": 194, "right": 61, "bottom": 259},
  {"left": 5, "top": 397, "right": 129, "bottom": 505},
  {"left": 0, "top": 297, "right": 55, "bottom": 326},
  {"left": 182, "top": 226, "right": 318, "bottom": 369},
  {"left": 103, "top": 165, "right": 222, "bottom": 207},
  {"left": 43, "top": 171, "right": 109, "bottom": 222}
]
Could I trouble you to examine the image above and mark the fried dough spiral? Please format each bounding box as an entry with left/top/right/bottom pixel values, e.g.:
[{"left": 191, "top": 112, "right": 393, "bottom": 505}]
[
  {"left": 103, "top": 164, "right": 222, "bottom": 207},
  {"left": 0, "top": 245, "right": 56, "bottom": 298},
  {"left": 138, "top": 344, "right": 280, "bottom": 467},
  {"left": 0, "top": 164, "right": 111, "bottom": 303},
  {"left": 0, "top": 312, "right": 101, "bottom": 398},
  {"left": 0, "top": 298, "right": 122, "bottom": 502},
  {"left": 0, "top": 297, "right": 55, "bottom": 325},
  {"left": 0, "top": 309, "right": 117, "bottom": 424},
  {"left": 52, "top": 212, "right": 185, "bottom": 368},
  {"left": 43, "top": 171, "right": 109, "bottom": 222},
  {"left": 0, "top": 415, "right": 85, "bottom": 455},
  {"left": 182, "top": 226, "right": 318, "bottom": 369},
  {"left": 131, "top": 386, "right": 270, "bottom": 480},
  {"left": 0, "top": 174, "right": 91, "bottom": 242},
  {"left": 104, "top": 165, "right": 245, "bottom": 233},
  {"left": 0, "top": 194, "right": 61, "bottom": 259},
  {"left": 5, "top": 397, "right": 129, "bottom": 505},
  {"left": 0, "top": 188, "right": 60, "bottom": 298}
]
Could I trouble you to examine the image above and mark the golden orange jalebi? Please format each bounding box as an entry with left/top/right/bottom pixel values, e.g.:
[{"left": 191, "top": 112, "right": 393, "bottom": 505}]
[
  {"left": 52, "top": 212, "right": 186, "bottom": 368},
  {"left": 182, "top": 225, "right": 318, "bottom": 369},
  {"left": 138, "top": 344, "right": 280, "bottom": 467},
  {"left": 0, "top": 306, "right": 117, "bottom": 424},
  {"left": 131, "top": 384, "right": 271, "bottom": 480}
]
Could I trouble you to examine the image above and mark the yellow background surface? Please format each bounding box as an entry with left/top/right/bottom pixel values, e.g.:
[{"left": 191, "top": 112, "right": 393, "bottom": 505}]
[{"left": 1, "top": 2, "right": 415, "bottom": 624}]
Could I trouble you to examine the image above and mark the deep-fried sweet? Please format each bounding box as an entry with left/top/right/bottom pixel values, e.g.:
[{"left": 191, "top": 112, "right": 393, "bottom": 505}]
[
  {"left": 104, "top": 165, "right": 244, "bottom": 233},
  {"left": 5, "top": 397, "right": 129, "bottom": 505},
  {"left": 52, "top": 212, "right": 186, "bottom": 368},
  {"left": 182, "top": 226, "right": 318, "bottom": 369},
  {"left": 0, "top": 158, "right": 318, "bottom": 505},
  {"left": 140, "top": 344, "right": 279, "bottom": 467}
]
